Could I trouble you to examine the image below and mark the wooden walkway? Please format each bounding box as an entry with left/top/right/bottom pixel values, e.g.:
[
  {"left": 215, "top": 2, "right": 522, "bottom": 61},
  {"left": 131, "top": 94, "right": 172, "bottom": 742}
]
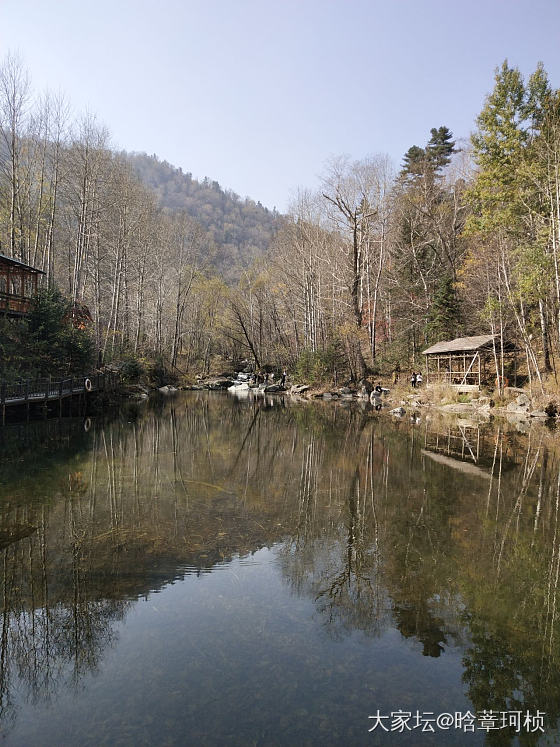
[{"left": 1, "top": 372, "right": 119, "bottom": 424}]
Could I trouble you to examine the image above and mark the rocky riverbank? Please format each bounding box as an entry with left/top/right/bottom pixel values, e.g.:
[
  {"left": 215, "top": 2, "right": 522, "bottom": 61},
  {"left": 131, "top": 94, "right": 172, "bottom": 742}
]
[{"left": 123, "top": 373, "right": 560, "bottom": 429}]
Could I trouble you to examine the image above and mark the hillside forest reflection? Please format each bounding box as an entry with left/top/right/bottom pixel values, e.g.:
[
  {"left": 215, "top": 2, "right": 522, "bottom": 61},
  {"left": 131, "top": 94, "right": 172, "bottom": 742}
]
[{"left": 0, "top": 392, "right": 559, "bottom": 744}]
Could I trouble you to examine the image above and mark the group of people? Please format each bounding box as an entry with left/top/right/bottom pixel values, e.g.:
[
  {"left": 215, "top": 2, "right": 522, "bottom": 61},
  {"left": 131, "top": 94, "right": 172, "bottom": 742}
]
[
  {"left": 410, "top": 371, "right": 423, "bottom": 388},
  {"left": 251, "top": 370, "right": 287, "bottom": 387}
]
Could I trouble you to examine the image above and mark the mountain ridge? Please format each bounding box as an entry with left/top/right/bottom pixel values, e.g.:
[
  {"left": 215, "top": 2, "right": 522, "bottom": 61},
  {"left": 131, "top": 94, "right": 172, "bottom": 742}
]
[{"left": 123, "top": 151, "right": 283, "bottom": 280}]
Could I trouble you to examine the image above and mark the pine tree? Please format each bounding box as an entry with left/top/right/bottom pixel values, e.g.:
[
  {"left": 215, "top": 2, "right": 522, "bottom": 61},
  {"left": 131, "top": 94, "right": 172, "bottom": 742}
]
[
  {"left": 400, "top": 145, "right": 426, "bottom": 178},
  {"left": 393, "top": 127, "right": 462, "bottom": 359},
  {"left": 401, "top": 127, "right": 456, "bottom": 179},
  {"left": 426, "top": 126, "right": 456, "bottom": 171},
  {"left": 426, "top": 275, "right": 461, "bottom": 342}
]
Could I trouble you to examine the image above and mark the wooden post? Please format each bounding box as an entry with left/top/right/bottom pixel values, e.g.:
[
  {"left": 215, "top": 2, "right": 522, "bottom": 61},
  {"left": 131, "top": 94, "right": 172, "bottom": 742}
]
[
  {"left": 43, "top": 376, "right": 50, "bottom": 419},
  {"left": 6, "top": 266, "right": 10, "bottom": 312},
  {"left": 476, "top": 427, "right": 480, "bottom": 461}
]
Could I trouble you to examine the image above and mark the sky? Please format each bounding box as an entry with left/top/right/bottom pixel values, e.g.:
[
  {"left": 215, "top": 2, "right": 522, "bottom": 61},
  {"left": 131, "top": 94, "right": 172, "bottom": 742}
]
[{"left": 1, "top": 0, "right": 560, "bottom": 212}]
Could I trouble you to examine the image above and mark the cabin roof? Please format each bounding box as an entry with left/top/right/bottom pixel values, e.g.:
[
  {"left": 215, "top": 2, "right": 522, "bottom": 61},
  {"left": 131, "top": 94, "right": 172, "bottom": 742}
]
[
  {"left": 0, "top": 253, "right": 45, "bottom": 274},
  {"left": 422, "top": 335, "right": 497, "bottom": 355}
]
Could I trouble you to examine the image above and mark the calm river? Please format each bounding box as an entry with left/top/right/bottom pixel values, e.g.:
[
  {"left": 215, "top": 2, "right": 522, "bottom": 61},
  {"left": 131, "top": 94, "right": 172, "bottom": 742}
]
[{"left": 0, "top": 392, "right": 558, "bottom": 745}]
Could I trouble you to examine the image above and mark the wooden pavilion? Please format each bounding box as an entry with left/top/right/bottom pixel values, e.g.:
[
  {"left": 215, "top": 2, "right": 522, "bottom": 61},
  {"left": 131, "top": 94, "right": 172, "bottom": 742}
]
[
  {"left": 422, "top": 334, "right": 516, "bottom": 390},
  {"left": 0, "top": 253, "right": 45, "bottom": 317}
]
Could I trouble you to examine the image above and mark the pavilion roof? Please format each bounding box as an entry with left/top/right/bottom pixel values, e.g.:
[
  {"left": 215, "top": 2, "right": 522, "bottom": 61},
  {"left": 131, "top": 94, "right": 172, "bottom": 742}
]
[{"left": 422, "top": 335, "right": 497, "bottom": 356}]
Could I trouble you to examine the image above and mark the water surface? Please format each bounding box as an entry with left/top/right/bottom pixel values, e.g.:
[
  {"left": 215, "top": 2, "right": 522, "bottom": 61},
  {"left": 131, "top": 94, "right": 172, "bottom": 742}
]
[{"left": 0, "top": 393, "right": 558, "bottom": 745}]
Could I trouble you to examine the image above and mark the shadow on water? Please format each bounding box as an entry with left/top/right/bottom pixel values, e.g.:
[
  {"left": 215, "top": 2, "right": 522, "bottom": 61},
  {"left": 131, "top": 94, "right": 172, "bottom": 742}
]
[{"left": 0, "top": 393, "right": 559, "bottom": 743}]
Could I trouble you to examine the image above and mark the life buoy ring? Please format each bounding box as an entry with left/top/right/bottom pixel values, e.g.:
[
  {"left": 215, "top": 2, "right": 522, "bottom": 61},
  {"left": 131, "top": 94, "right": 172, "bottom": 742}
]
[
  {"left": 83, "top": 417, "right": 92, "bottom": 432},
  {"left": 84, "top": 378, "right": 93, "bottom": 392}
]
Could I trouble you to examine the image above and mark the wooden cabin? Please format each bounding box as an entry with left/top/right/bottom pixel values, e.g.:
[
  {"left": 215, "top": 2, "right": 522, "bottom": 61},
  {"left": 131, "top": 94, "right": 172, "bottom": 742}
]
[
  {"left": 0, "top": 253, "right": 45, "bottom": 317},
  {"left": 422, "top": 334, "right": 517, "bottom": 390}
]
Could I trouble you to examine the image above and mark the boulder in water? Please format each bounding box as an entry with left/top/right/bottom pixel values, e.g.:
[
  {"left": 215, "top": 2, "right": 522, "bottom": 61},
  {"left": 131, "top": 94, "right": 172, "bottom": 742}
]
[
  {"left": 206, "top": 378, "right": 236, "bottom": 390},
  {"left": 228, "top": 382, "right": 249, "bottom": 391}
]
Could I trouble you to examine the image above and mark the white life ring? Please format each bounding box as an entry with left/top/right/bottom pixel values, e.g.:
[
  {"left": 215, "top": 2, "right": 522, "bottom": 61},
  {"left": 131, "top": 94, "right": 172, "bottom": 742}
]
[{"left": 84, "top": 378, "right": 93, "bottom": 392}]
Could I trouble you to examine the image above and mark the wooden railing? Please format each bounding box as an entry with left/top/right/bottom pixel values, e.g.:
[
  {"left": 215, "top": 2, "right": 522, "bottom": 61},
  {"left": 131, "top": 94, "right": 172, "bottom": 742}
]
[
  {"left": 426, "top": 371, "right": 480, "bottom": 385},
  {"left": 0, "top": 290, "right": 32, "bottom": 315},
  {"left": 0, "top": 371, "right": 120, "bottom": 424}
]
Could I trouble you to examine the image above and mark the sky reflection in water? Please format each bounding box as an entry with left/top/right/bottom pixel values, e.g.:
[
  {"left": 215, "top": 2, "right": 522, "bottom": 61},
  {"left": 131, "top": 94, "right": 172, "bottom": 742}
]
[{"left": 0, "top": 392, "right": 558, "bottom": 745}]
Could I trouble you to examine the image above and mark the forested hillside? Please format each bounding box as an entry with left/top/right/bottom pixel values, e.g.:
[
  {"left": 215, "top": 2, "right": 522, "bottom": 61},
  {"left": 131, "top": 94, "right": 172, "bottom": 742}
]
[{"left": 124, "top": 152, "right": 281, "bottom": 279}]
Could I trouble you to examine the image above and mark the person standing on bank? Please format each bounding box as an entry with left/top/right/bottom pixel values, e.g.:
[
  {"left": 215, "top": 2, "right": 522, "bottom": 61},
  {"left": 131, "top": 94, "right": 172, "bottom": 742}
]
[
  {"left": 411, "top": 372, "right": 417, "bottom": 388},
  {"left": 416, "top": 371, "right": 423, "bottom": 387}
]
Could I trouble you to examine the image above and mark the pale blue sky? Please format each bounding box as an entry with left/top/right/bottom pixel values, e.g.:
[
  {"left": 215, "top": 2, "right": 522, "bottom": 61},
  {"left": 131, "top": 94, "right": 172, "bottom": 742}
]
[{"left": 1, "top": 0, "right": 559, "bottom": 211}]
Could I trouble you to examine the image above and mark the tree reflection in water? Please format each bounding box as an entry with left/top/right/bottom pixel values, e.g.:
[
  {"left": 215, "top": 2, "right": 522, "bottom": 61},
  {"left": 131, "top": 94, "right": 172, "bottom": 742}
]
[{"left": 0, "top": 396, "right": 559, "bottom": 741}]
